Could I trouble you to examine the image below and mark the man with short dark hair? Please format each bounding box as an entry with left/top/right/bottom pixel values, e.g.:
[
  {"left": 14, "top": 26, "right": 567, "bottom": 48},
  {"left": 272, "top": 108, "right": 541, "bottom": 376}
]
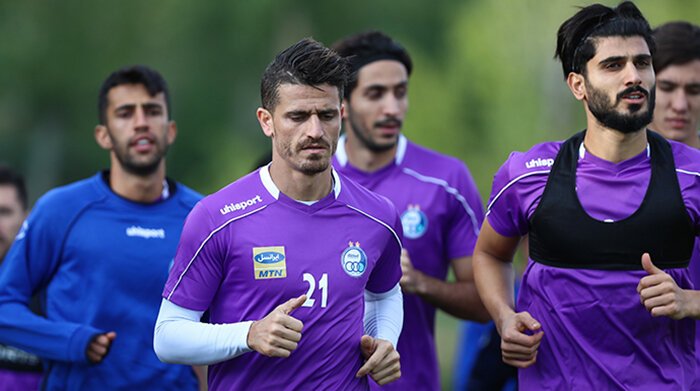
[
  {"left": 0, "top": 65, "right": 202, "bottom": 389},
  {"left": 649, "top": 20, "right": 700, "bottom": 387},
  {"left": 330, "top": 30, "right": 487, "bottom": 390},
  {"left": 651, "top": 21, "right": 700, "bottom": 147},
  {"left": 474, "top": 2, "right": 700, "bottom": 389},
  {"left": 0, "top": 166, "right": 42, "bottom": 390},
  {"left": 154, "top": 38, "right": 403, "bottom": 390}
]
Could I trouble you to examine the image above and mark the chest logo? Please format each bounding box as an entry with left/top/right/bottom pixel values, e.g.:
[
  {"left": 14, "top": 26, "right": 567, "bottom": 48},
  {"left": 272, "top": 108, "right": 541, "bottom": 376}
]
[
  {"left": 401, "top": 204, "right": 428, "bottom": 239},
  {"left": 341, "top": 242, "right": 368, "bottom": 278},
  {"left": 253, "top": 246, "right": 287, "bottom": 280}
]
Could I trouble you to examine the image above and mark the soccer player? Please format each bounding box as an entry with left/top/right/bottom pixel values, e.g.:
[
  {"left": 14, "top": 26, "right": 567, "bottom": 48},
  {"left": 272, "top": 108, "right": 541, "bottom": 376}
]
[
  {"left": 330, "top": 31, "right": 487, "bottom": 390},
  {"left": 473, "top": 2, "right": 700, "bottom": 389},
  {"left": 649, "top": 20, "right": 700, "bottom": 387},
  {"left": 154, "top": 38, "right": 404, "bottom": 390},
  {"left": 0, "top": 66, "right": 202, "bottom": 390},
  {"left": 0, "top": 166, "right": 42, "bottom": 391},
  {"left": 650, "top": 22, "right": 700, "bottom": 148}
]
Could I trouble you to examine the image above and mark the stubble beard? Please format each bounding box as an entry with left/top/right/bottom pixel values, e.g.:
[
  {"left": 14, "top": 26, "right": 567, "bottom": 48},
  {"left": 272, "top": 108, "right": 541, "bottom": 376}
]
[
  {"left": 346, "top": 106, "right": 399, "bottom": 153},
  {"left": 109, "top": 130, "right": 167, "bottom": 177}
]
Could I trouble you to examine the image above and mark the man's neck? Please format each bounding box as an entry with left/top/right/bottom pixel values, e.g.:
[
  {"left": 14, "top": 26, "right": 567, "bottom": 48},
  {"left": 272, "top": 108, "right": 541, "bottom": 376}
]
[
  {"left": 268, "top": 162, "right": 333, "bottom": 201},
  {"left": 109, "top": 161, "right": 167, "bottom": 203},
  {"left": 344, "top": 134, "right": 398, "bottom": 173},
  {"left": 583, "top": 119, "right": 648, "bottom": 163}
]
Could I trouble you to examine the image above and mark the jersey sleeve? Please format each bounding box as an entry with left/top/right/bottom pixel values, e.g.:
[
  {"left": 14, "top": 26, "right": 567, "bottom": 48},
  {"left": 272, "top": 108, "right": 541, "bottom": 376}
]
[
  {"left": 366, "top": 203, "right": 403, "bottom": 294},
  {"left": 445, "top": 162, "right": 485, "bottom": 260},
  {"left": 0, "top": 197, "right": 102, "bottom": 363},
  {"left": 163, "top": 202, "right": 225, "bottom": 311},
  {"left": 485, "top": 154, "right": 533, "bottom": 237}
]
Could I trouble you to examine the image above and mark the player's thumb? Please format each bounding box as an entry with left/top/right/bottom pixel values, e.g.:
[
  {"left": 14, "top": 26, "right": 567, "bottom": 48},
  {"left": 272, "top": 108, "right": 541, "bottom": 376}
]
[
  {"left": 641, "top": 253, "right": 662, "bottom": 275},
  {"left": 278, "top": 294, "right": 307, "bottom": 315},
  {"left": 518, "top": 312, "right": 542, "bottom": 332},
  {"left": 105, "top": 331, "right": 117, "bottom": 342},
  {"left": 360, "top": 335, "right": 375, "bottom": 358}
]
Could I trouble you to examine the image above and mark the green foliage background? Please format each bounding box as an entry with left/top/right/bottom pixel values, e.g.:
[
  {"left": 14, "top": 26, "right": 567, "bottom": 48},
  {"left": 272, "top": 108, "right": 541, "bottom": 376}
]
[{"left": 1, "top": 1, "right": 697, "bottom": 388}]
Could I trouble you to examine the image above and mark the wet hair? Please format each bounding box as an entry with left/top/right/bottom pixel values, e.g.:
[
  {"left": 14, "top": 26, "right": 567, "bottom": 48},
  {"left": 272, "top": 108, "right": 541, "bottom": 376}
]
[
  {"left": 653, "top": 21, "right": 700, "bottom": 74},
  {"left": 260, "top": 38, "right": 349, "bottom": 111},
  {"left": 97, "top": 65, "right": 171, "bottom": 124},
  {"left": 0, "top": 165, "right": 27, "bottom": 210},
  {"left": 555, "top": 1, "right": 654, "bottom": 79},
  {"left": 332, "top": 30, "right": 413, "bottom": 99}
]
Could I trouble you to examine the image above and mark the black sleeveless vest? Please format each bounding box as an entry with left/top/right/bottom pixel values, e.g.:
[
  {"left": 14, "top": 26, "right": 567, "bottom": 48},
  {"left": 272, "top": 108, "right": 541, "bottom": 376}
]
[{"left": 528, "top": 130, "right": 694, "bottom": 270}]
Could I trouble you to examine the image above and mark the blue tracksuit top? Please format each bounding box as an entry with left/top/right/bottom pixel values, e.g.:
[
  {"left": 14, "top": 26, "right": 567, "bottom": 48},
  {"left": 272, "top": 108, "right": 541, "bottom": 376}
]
[{"left": 0, "top": 172, "right": 201, "bottom": 390}]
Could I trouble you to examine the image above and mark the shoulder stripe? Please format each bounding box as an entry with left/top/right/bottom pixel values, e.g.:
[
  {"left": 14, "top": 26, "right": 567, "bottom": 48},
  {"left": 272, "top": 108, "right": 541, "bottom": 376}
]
[
  {"left": 166, "top": 205, "right": 269, "bottom": 300},
  {"left": 677, "top": 168, "right": 700, "bottom": 177},
  {"left": 487, "top": 170, "right": 550, "bottom": 212},
  {"left": 345, "top": 205, "right": 402, "bottom": 249},
  {"left": 401, "top": 167, "right": 481, "bottom": 235}
]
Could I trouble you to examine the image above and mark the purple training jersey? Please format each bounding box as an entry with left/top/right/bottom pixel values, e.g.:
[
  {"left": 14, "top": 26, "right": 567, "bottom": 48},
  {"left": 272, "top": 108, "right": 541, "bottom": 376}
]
[
  {"left": 163, "top": 166, "right": 403, "bottom": 391},
  {"left": 487, "top": 139, "right": 700, "bottom": 390},
  {"left": 334, "top": 135, "right": 484, "bottom": 390}
]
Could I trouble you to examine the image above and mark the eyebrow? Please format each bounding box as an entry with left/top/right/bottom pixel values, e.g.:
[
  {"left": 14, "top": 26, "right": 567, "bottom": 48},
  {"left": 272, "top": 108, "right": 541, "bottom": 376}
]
[
  {"left": 599, "top": 54, "right": 651, "bottom": 65},
  {"left": 658, "top": 80, "right": 700, "bottom": 87},
  {"left": 286, "top": 108, "right": 338, "bottom": 116},
  {"left": 365, "top": 80, "right": 408, "bottom": 90},
  {"left": 114, "top": 102, "right": 163, "bottom": 112}
]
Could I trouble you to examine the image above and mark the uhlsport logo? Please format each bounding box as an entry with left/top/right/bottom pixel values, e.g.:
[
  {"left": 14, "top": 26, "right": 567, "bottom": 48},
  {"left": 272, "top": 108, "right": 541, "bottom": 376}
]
[
  {"left": 341, "top": 242, "right": 368, "bottom": 278},
  {"left": 220, "top": 195, "right": 263, "bottom": 216},
  {"left": 525, "top": 157, "right": 554, "bottom": 169},
  {"left": 401, "top": 204, "right": 428, "bottom": 239},
  {"left": 253, "top": 246, "right": 287, "bottom": 280},
  {"left": 126, "top": 226, "right": 165, "bottom": 239}
]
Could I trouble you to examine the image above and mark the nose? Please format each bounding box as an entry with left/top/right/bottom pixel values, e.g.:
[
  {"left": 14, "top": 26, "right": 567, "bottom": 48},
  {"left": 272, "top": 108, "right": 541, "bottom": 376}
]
[
  {"left": 670, "top": 90, "right": 689, "bottom": 113},
  {"left": 306, "top": 115, "right": 324, "bottom": 139},
  {"left": 623, "top": 62, "right": 642, "bottom": 87},
  {"left": 383, "top": 95, "right": 401, "bottom": 117},
  {"left": 134, "top": 107, "right": 148, "bottom": 130}
]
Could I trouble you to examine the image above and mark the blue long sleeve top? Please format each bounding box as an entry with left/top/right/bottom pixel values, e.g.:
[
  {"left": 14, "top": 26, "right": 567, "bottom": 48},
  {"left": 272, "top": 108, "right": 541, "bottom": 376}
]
[{"left": 0, "top": 172, "right": 201, "bottom": 390}]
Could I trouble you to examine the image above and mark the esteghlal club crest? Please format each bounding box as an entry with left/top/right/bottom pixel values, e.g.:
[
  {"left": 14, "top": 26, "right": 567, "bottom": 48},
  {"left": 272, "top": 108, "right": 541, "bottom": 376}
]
[
  {"left": 401, "top": 204, "right": 428, "bottom": 239},
  {"left": 341, "top": 241, "right": 367, "bottom": 278}
]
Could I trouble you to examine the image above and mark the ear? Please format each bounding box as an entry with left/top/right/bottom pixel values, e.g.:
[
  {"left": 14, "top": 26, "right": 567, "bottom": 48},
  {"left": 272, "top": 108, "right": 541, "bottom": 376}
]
[
  {"left": 567, "top": 72, "right": 586, "bottom": 101},
  {"left": 257, "top": 107, "right": 274, "bottom": 138},
  {"left": 94, "top": 125, "right": 113, "bottom": 150},
  {"left": 341, "top": 99, "right": 349, "bottom": 119},
  {"left": 166, "top": 120, "right": 178, "bottom": 145}
]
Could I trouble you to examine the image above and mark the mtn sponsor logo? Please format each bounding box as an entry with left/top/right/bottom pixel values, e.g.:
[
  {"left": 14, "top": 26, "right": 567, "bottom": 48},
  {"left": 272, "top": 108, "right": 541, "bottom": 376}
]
[
  {"left": 253, "top": 246, "right": 287, "bottom": 280},
  {"left": 525, "top": 157, "right": 554, "bottom": 169},
  {"left": 220, "top": 195, "right": 263, "bottom": 215},
  {"left": 126, "top": 226, "right": 165, "bottom": 239}
]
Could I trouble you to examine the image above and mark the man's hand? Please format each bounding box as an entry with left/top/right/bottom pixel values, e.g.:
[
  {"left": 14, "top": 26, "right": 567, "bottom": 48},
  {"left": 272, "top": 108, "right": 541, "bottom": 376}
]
[
  {"left": 247, "top": 294, "right": 306, "bottom": 358},
  {"left": 87, "top": 331, "right": 116, "bottom": 363},
  {"left": 637, "top": 253, "right": 690, "bottom": 320},
  {"left": 499, "top": 312, "right": 543, "bottom": 368},
  {"left": 356, "top": 335, "right": 400, "bottom": 385},
  {"left": 399, "top": 249, "right": 424, "bottom": 294}
]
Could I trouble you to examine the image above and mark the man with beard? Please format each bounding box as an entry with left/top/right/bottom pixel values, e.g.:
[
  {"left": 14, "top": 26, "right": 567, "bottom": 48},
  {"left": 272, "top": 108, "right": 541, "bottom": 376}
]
[
  {"left": 154, "top": 38, "right": 403, "bottom": 390},
  {"left": 0, "top": 66, "right": 202, "bottom": 390},
  {"left": 329, "top": 31, "right": 487, "bottom": 390},
  {"left": 473, "top": 2, "right": 700, "bottom": 389}
]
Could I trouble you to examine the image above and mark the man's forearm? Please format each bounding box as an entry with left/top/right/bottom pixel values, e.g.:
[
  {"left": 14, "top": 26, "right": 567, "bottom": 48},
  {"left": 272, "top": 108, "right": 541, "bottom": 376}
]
[
  {"left": 410, "top": 273, "right": 490, "bottom": 322},
  {"left": 154, "top": 299, "right": 253, "bottom": 365}
]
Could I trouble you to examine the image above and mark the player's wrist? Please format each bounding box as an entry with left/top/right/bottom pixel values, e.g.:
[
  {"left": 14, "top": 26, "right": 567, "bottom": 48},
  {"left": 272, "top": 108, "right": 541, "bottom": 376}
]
[
  {"left": 246, "top": 321, "right": 259, "bottom": 350},
  {"left": 683, "top": 289, "right": 700, "bottom": 319}
]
